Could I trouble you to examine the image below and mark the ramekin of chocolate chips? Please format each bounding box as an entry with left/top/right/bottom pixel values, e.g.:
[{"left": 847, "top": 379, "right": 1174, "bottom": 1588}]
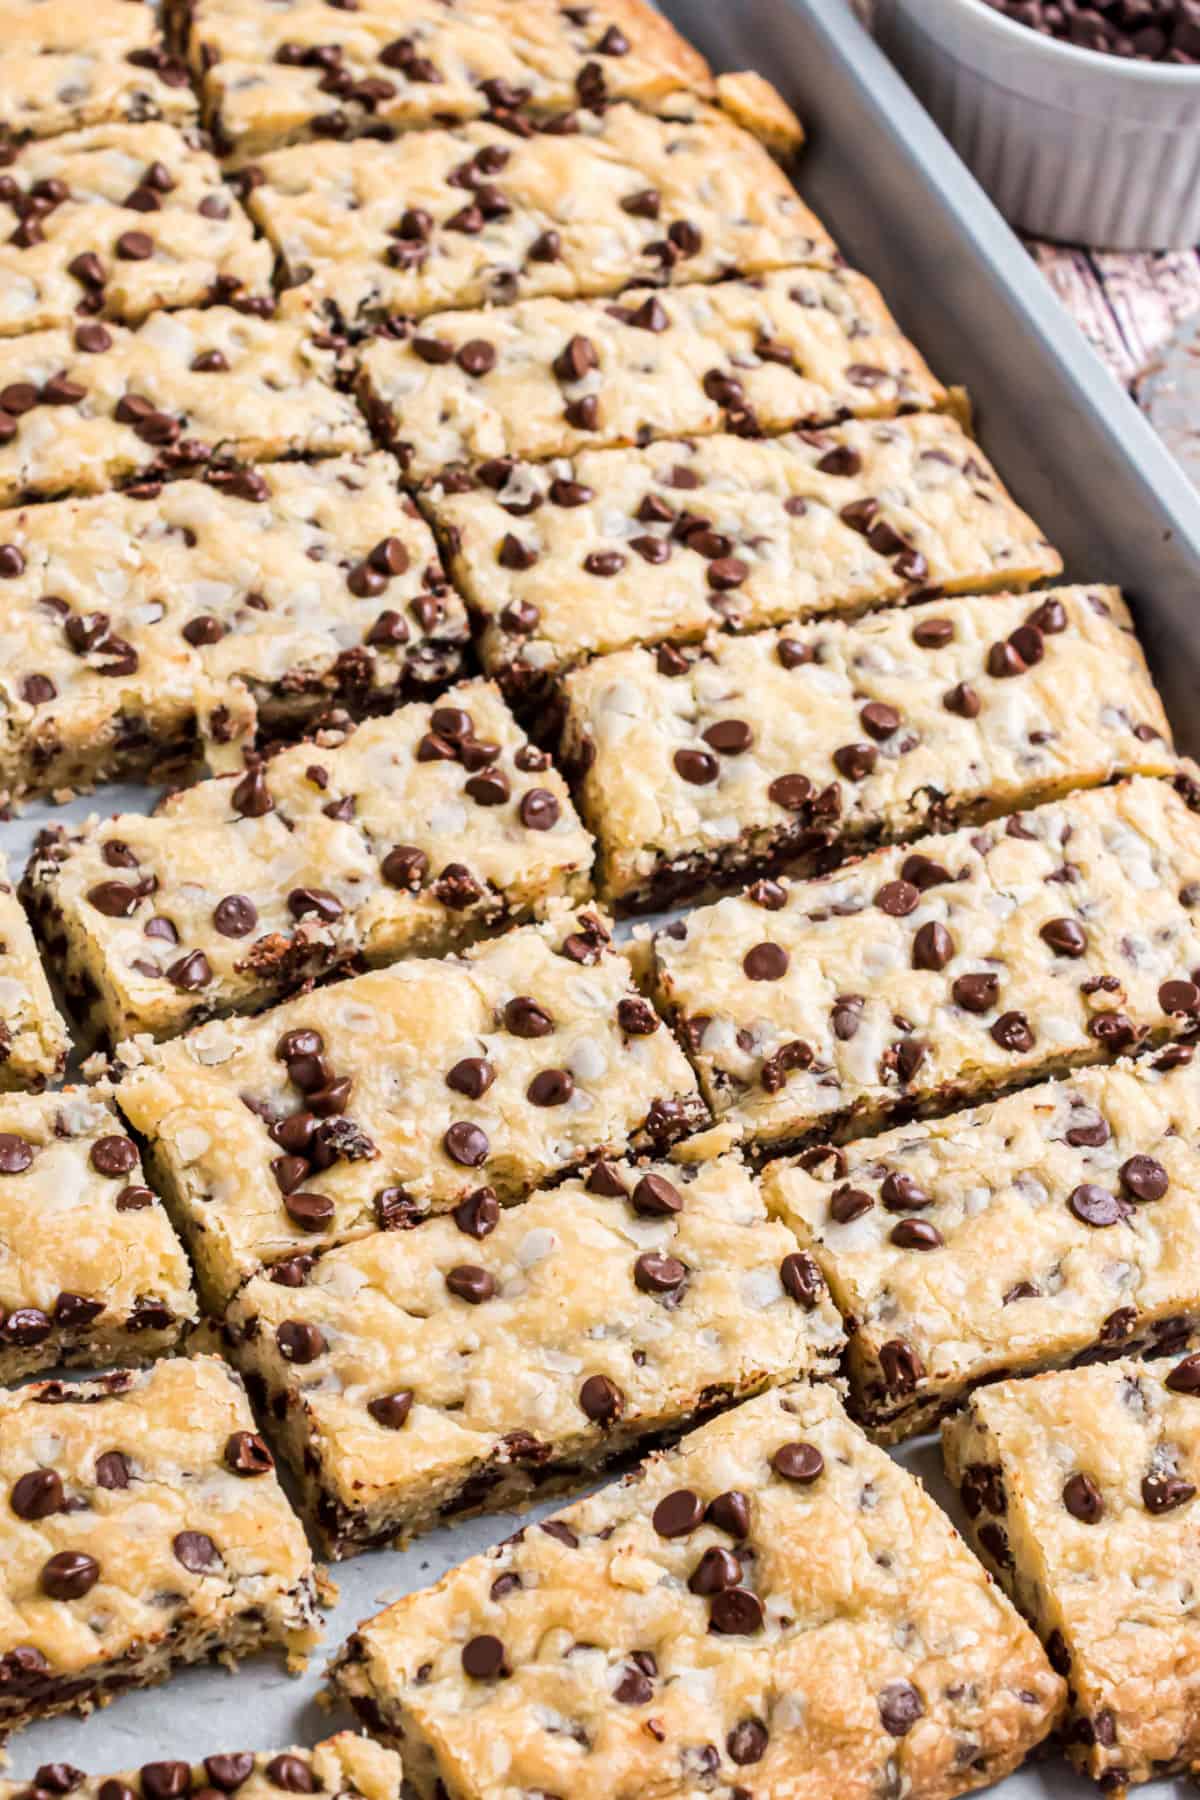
[{"left": 876, "top": 0, "right": 1200, "bottom": 247}]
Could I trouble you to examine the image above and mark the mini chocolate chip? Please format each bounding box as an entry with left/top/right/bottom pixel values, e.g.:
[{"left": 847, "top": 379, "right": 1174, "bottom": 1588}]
[
  {"left": 703, "top": 719, "right": 752, "bottom": 755},
  {"left": 879, "top": 1681, "right": 924, "bottom": 1738},
  {"left": 465, "top": 768, "right": 510, "bottom": 806},
  {"left": 368, "top": 1390, "right": 414, "bottom": 1429},
  {"left": 214, "top": 894, "right": 258, "bottom": 937},
  {"left": 167, "top": 950, "right": 212, "bottom": 991},
  {"left": 772, "top": 1441, "right": 824, "bottom": 1483},
  {"left": 1166, "top": 1354, "right": 1200, "bottom": 1394},
  {"left": 225, "top": 1431, "right": 273, "bottom": 1476},
  {"left": 11, "top": 1469, "right": 64, "bottom": 1520},
  {"left": 94, "top": 1450, "right": 131, "bottom": 1488},
  {"left": 881, "top": 1172, "right": 932, "bottom": 1212},
  {"left": 382, "top": 844, "right": 429, "bottom": 889},
  {"left": 461, "top": 1634, "right": 506, "bottom": 1679},
  {"left": 87, "top": 880, "right": 142, "bottom": 918},
  {"left": 453, "top": 1187, "right": 500, "bottom": 1237},
  {"left": 743, "top": 942, "right": 788, "bottom": 981},
  {"left": 40, "top": 1550, "right": 100, "bottom": 1600},
  {"left": 444, "top": 1121, "right": 489, "bottom": 1166},
  {"left": 519, "top": 788, "right": 560, "bottom": 830},
  {"left": 579, "top": 1373, "right": 624, "bottom": 1423},
  {"left": 204, "top": 1758, "right": 254, "bottom": 1794},
  {"left": 780, "top": 1250, "right": 824, "bottom": 1308},
  {"left": 456, "top": 339, "right": 496, "bottom": 377},
  {"left": 632, "top": 1173, "right": 682, "bottom": 1217},
  {"left": 876, "top": 879, "right": 920, "bottom": 917},
  {"left": 705, "top": 1489, "right": 750, "bottom": 1536},
  {"left": 139, "top": 1768, "right": 190, "bottom": 1800},
  {"left": 727, "top": 1719, "right": 769, "bottom": 1766},
  {"left": 232, "top": 766, "right": 273, "bottom": 818},
  {"left": 833, "top": 741, "right": 877, "bottom": 780},
  {"left": 749, "top": 879, "right": 788, "bottom": 910},
  {"left": 709, "top": 1588, "right": 763, "bottom": 1634},
  {"left": 265, "top": 1757, "right": 314, "bottom": 1794},
  {"left": 284, "top": 1191, "right": 335, "bottom": 1231},
  {"left": 446, "top": 1264, "right": 495, "bottom": 1304},
  {"left": 952, "top": 972, "right": 999, "bottom": 1013},
  {"left": 528, "top": 1067, "right": 573, "bottom": 1106},
  {"left": 1041, "top": 917, "right": 1087, "bottom": 957},
  {"left": 1069, "top": 1184, "right": 1128, "bottom": 1229},
  {"left": 912, "top": 921, "right": 953, "bottom": 971},
  {"left": 90, "top": 1135, "right": 138, "bottom": 1177},
  {"left": 1063, "top": 1472, "right": 1104, "bottom": 1523},
  {"left": 116, "top": 230, "right": 154, "bottom": 260},
  {"left": 653, "top": 1489, "right": 704, "bottom": 1537},
  {"left": 1160, "top": 978, "right": 1200, "bottom": 1015},
  {"left": 276, "top": 1319, "right": 327, "bottom": 1363},
  {"left": 890, "top": 1217, "right": 944, "bottom": 1250},
  {"left": 1120, "top": 1155, "right": 1168, "bottom": 1202},
  {"left": 0, "top": 1133, "right": 34, "bottom": 1174},
  {"left": 830, "top": 1185, "right": 873, "bottom": 1224},
  {"left": 617, "top": 996, "right": 658, "bottom": 1036},
  {"left": 990, "top": 1011, "right": 1035, "bottom": 1052},
  {"left": 768, "top": 772, "right": 813, "bottom": 810},
  {"left": 446, "top": 1057, "right": 495, "bottom": 1099},
  {"left": 634, "top": 1251, "right": 687, "bottom": 1293},
  {"left": 505, "top": 995, "right": 553, "bottom": 1037},
  {"left": 1142, "top": 1473, "right": 1196, "bottom": 1515}
]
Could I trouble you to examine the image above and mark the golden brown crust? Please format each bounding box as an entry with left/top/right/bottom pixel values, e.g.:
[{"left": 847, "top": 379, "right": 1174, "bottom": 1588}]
[{"left": 716, "top": 70, "right": 806, "bottom": 154}]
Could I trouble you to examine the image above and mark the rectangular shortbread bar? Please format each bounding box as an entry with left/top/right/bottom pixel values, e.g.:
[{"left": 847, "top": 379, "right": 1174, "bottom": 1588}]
[
  {"left": 331, "top": 1381, "right": 1065, "bottom": 1800},
  {"left": 115, "top": 905, "right": 706, "bottom": 1308},
  {"left": 0, "top": 0, "right": 195, "bottom": 143},
  {"left": 0, "top": 1738, "right": 402, "bottom": 1800},
  {"left": 0, "top": 124, "right": 272, "bottom": 338},
  {"left": 651, "top": 776, "right": 1200, "bottom": 1156},
  {"left": 174, "top": 0, "right": 714, "bottom": 160},
  {"left": 252, "top": 97, "right": 835, "bottom": 333},
  {"left": 226, "top": 1152, "right": 844, "bottom": 1555},
  {"left": 765, "top": 1054, "right": 1200, "bottom": 1441},
  {"left": 0, "top": 307, "right": 369, "bottom": 508},
  {"left": 944, "top": 1357, "right": 1200, "bottom": 1793},
  {"left": 561, "top": 584, "right": 1173, "bottom": 911},
  {"left": 0, "top": 454, "right": 469, "bottom": 807},
  {"left": 0, "top": 1085, "right": 195, "bottom": 1381},
  {"left": 356, "top": 266, "right": 947, "bottom": 480},
  {"left": 25, "top": 682, "right": 593, "bottom": 1046},
  {"left": 0, "top": 1356, "right": 319, "bottom": 1737},
  {"left": 0, "top": 853, "right": 68, "bottom": 1090},
  {"left": 425, "top": 414, "right": 1062, "bottom": 696}
]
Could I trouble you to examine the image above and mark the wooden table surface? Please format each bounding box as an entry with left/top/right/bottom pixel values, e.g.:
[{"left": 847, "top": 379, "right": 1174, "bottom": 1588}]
[{"left": 1030, "top": 244, "right": 1200, "bottom": 386}]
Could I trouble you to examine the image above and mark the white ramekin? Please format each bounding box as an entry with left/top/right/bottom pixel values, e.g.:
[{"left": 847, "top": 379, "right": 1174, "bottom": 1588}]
[{"left": 875, "top": 0, "right": 1200, "bottom": 249}]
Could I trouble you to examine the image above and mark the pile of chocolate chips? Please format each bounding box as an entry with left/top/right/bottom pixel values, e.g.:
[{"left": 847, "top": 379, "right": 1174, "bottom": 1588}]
[{"left": 983, "top": 0, "right": 1200, "bottom": 60}]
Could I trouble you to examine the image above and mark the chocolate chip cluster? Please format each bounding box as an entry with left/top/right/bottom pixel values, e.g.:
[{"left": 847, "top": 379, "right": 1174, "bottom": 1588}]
[{"left": 984, "top": 0, "right": 1200, "bottom": 60}]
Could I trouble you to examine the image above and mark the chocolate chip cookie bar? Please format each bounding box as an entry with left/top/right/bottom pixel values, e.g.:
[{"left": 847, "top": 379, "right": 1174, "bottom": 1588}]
[
  {"left": 426, "top": 414, "right": 1061, "bottom": 700},
  {"left": 561, "top": 586, "right": 1172, "bottom": 911},
  {"left": 943, "top": 1355, "right": 1200, "bottom": 1793},
  {"left": 331, "top": 1379, "right": 1065, "bottom": 1800},
  {"left": 0, "top": 1737, "right": 404, "bottom": 1800},
  {"left": 252, "top": 97, "right": 835, "bottom": 334},
  {"left": 651, "top": 775, "right": 1200, "bottom": 1156},
  {"left": 765, "top": 1055, "right": 1200, "bottom": 1442},
  {"left": 356, "top": 266, "right": 947, "bottom": 481},
  {"left": 0, "top": 124, "right": 272, "bottom": 339},
  {"left": 25, "top": 683, "right": 592, "bottom": 1047},
  {"left": 0, "top": 1355, "right": 320, "bottom": 1737},
  {"left": 115, "top": 906, "right": 705, "bottom": 1308},
  {"left": 0, "top": 454, "right": 468, "bottom": 807},
  {"left": 0, "top": 0, "right": 195, "bottom": 144},
  {"left": 0, "top": 308, "right": 368, "bottom": 508},
  {"left": 0, "top": 1086, "right": 195, "bottom": 1382},
  {"left": 174, "top": 0, "right": 713, "bottom": 161},
  {"left": 0, "top": 853, "right": 68, "bottom": 1089},
  {"left": 225, "top": 1153, "right": 843, "bottom": 1555}
]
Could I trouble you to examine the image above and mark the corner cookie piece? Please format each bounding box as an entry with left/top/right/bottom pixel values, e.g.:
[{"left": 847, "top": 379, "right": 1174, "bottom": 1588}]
[
  {"left": 0, "top": 853, "right": 67, "bottom": 1090},
  {"left": 331, "top": 1381, "right": 1064, "bottom": 1800},
  {"left": 252, "top": 98, "right": 836, "bottom": 334},
  {"left": 0, "top": 454, "right": 468, "bottom": 808},
  {"left": 0, "top": 1086, "right": 195, "bottom": 1380},
  {"left": 115, "top": 906, "right": 705, "bottom": 1308},
  {"left": 0, "top": 0, "right": 195, "bottom": 143},
  {"left": 424, "top": 414, "right": 1061, "bottom": 700},
  {"left": 0, "top": 124, "right": 272, "bottom": 338},
  {"left": 25, "top": 683, "right": 592, "bottom": 1047},
  {"left": 0, "top": 1735, "right": 402, "bottom": 1800},
  {"left": 766, "top": 1055, "right": 1200, "bottom": 1441},
  {"left": 944, "top": 1356, "right": 1200, "bottom": 1793},
  {"left": 0, "top": 308, "right": 368, "bottom": 508},
  {"left": 226, "top": 1153, "right": 843, "bottom": 1555},
  {"left": 357, "top": 266, "right": 946, "bottom": 480},
  {"left": 175, "top": 0, "right": 712, "bottom": 160},
  {"left": 562, "top": 585, "right": 1172, "bottom": 911},
  {"left": 651, "top": 777, "right": 1200, "bottom": 1156},
  {"left": 0, "top": 1356, "right": 319, "bottom": 1738}
]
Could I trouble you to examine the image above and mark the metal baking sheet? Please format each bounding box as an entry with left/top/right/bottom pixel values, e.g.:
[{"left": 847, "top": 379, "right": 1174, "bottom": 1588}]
[{"left": 6, "top": 0, "right": 1200, "bottom": 1790}]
